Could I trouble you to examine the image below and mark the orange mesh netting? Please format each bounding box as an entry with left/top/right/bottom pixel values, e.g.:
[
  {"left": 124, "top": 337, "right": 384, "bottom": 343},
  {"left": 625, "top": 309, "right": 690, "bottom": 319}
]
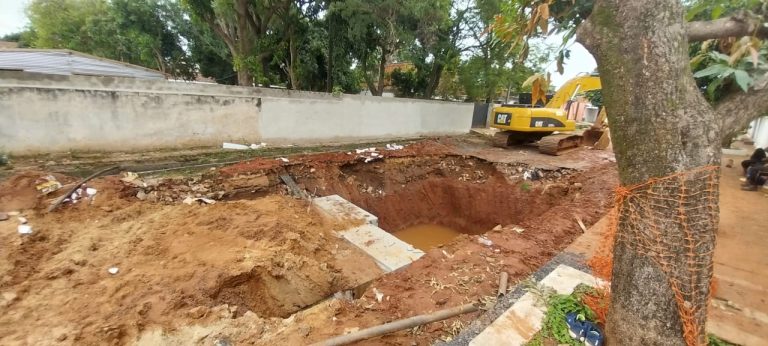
[
  {"left": 582, "top": 285, "right": 610, "bottom": 325},
  {"left": 587, "top": 166, "right": 719, "bottom": 346}
]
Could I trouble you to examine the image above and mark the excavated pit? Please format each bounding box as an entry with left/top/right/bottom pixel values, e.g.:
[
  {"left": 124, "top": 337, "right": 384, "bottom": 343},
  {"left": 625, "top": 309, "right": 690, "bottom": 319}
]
[
  {"left": 201, "top": 155, "right": 578, "bottom": 320},
  {"left": 289, "top": 156, "right": 575, "bottom": 250}
]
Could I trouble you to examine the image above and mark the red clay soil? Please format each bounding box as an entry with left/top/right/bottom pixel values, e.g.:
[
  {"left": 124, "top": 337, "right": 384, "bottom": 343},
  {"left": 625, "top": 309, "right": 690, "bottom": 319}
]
[
  {"left": 296, "top": 163, "right": 618, "bottom": 345},
  {"left": 0, "top": 171, "right": 77, "bottom": 211},
  {"left": 0, "top": 140, "right": 619, "bottom": 345},
  {"left": 129, "top": 159, "right": 619, "bottom": 346},
  {"left": 0, "top": 174, "right": 381, "bottom": 345},
  {"left": 219, "top": 140, "right": 454, "bottom": 176}
]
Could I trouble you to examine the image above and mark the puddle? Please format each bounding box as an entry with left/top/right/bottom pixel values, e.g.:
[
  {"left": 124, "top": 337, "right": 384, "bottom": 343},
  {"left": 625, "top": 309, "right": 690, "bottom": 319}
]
[{"left": 393, "top": 223, "right": 463, "bottom": 251}]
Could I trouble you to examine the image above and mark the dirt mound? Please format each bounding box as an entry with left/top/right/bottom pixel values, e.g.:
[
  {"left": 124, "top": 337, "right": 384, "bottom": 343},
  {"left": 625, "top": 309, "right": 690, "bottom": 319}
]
[
  {"left": 0, "top": 193, "right": 380, "bottom": 345},
  {"left": 0, "top": 171, "right": 76, "bottom": 211}
]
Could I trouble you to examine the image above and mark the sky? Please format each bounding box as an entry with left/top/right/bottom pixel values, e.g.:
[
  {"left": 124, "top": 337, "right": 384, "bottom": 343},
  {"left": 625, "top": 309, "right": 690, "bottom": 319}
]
[
  {"left": 539, "top": 32, "right": 597, "bottom": 88},
  {"left": 0, "top": 0, "right": 596, "bottom": 88},
  {"left": 0, "top": 0, "right": 29, "bottom": 37}
]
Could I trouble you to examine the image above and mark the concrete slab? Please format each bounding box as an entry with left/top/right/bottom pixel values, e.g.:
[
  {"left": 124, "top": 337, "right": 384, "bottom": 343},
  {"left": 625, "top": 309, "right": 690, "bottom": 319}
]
[
  {"left": 539, "top": 264, "right": 606, "bottom": 294},
  {"left": 470, "top": 128, "right": 500, "bottom": 137},
  {"left": 337, "top": 224, "right": 424, "bottom": 272},
  {"left": 313, "top": 195, "right": 378, "bottom": 226},
  {"left": 469, "top": 265, "right": 605, "bottom": 346}
]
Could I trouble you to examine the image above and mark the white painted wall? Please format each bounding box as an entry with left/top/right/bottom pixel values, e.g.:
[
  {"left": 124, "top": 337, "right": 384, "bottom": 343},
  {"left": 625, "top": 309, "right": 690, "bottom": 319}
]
[
  {"left": 0, "top": 72, "right": 472, "bottom": 154},
  {"left": 259, "top": 97, "right": 472, "bottom": 144}
]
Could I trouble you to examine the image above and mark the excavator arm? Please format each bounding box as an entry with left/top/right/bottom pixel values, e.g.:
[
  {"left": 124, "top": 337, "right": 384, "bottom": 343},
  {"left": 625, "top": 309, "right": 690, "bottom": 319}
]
[{"left": 544, "top": 74, "right": 602, "bottom": 109}]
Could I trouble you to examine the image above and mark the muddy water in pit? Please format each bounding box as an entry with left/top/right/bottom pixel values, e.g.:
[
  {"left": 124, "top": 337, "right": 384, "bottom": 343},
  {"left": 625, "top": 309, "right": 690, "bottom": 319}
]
[{"left": 393, "top": 224, "right": 463, "bottom": 251}]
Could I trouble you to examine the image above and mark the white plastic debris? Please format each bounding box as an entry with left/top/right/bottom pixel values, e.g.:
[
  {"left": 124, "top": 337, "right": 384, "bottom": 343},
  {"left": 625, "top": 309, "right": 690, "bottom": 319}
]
[
  {"left": 107, "top": 267, "right": 119, "bottom": 275},
  {"left": 121, "top": 172, "right": 149, "bottom": 188},
  {"left": 333, "top": 290, "right": 354, "bottom": 301},
  {"left": 523, "top": 169, "right": 543, "bottom": 181},
  {"left": 17, "top": 216, "right": 28, "bottom": 224},
  {"left": 373, "top": 288, "right": 384, "bottom": 303},
  {"left": 355, "top": 147, "right": 383, "bottom": 163},
  {"left": 182, "top": 197, "right": 216, "bottom": 205},
  {"left": 249, "top": 142, "right": 267, "bottom": 149},
  {"left": 385, "top": 143, "right": 404, "bottom": 150},
  {"left": 86, "top": 188, "right": 98, "bottom": 196},
  {"left": 17, "top": 224, "right": 33, "bottom": 235},
  {"left": 477, "top": 236, "right": 493, "bottom": 246},
  {"left": 121, "top": 172, "right": 140, "bottom": 183},
  {"left": 355, "top": 148, "right": 378, "bottom": 154},
  {"left": 513, "top": 226, "right": 525, "bottom": 234},
  {"left": 276, "top": 157, "right": 289, "bottom": 163},
  {"left": 222, "top": 142, "right": 250, "bottom": 150}
]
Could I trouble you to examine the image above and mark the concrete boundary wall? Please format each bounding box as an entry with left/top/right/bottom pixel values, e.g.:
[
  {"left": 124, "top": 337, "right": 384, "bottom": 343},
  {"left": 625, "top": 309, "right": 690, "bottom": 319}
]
[{"left": 0, "top": 72, "right": 473, "bottom": 154}]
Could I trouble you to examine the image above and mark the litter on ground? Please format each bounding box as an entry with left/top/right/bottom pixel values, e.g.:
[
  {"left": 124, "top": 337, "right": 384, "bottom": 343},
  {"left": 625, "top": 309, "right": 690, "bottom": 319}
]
[{"left": 17, "top": 224, "right": 32, "bottom": 234}]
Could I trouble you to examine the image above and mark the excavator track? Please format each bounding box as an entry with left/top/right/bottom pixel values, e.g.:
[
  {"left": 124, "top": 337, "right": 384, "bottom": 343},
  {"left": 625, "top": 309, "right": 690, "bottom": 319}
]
[{"left": 538, "top": 134, "right": 583, "bottom": 155}]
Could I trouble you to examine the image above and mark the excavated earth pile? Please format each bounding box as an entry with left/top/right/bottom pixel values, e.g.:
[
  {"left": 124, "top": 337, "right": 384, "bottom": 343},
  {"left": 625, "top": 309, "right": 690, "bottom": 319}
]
[{"left": 0, "top": 140, "right": 618, "bottom": 345}]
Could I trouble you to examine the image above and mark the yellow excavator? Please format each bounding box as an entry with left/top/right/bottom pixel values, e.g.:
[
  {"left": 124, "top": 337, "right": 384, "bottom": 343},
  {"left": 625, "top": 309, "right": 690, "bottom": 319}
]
[{"left": 491, "top": 73, "right": 605, "bottom": 155}]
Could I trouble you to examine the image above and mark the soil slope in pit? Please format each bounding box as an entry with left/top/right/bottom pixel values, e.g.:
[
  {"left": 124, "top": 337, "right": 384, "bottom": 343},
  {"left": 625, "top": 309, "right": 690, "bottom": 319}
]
[{"left": 291, "top": 155, "right": 574, "bottom": 238}]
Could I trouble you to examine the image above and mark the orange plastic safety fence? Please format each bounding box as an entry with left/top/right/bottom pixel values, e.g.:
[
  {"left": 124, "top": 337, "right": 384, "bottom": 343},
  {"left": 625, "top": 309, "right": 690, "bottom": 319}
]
[
  {"left": 587, "top": 166, "right": 719, "bottom": 346},
  {"left": 582, "top": 285, "right": 611, "bottom": 325}
]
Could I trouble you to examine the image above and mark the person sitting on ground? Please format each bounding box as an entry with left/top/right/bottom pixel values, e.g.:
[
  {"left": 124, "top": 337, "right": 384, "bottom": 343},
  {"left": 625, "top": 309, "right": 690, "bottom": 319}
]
[
  {"left": 742, "top": 160, "right": 768, "bottom": 191},
  {"left": 741, "top": 147, "right": 767, "bottom": 175}
]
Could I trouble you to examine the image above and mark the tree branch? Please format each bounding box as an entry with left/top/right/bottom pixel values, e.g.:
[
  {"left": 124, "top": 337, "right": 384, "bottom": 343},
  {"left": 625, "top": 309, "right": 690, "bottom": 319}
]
[
  {"left": 687, "top": 15, "right": 768, "bottom": 42},
  {"left": 718, "top": 84, "right": 768, "bottom": 136}
]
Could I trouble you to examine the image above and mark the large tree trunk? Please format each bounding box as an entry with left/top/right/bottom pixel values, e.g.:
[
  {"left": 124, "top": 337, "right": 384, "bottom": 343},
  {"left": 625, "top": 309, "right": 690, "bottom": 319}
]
[
  {"left": 374, "top": 46, "right": 388, "bottom": 96},
  {"left": 287, "top": 31, "right": 300, "bottom": 90},
  {"left": 424, "top": 62, "right": 444, "bottom": 100},
  {"left": 236, "top": 69, "right": 253, "bottom": 87},
  {"left": 577, "top": 0, "right": 720, "bottom": 345}
]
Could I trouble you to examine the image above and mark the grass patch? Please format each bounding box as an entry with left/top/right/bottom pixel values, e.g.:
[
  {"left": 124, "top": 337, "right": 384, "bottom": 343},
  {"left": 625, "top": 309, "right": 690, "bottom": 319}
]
[
  {"left": 526, "top": 284, "right": 597, "bottom": 346},
  {"left": 708, "top": 334, "right": 739, "bottom": 346}
]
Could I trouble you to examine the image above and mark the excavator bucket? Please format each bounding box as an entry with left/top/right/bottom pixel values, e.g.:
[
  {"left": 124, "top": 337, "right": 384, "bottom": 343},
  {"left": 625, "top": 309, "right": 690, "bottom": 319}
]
[
  {"left": 582, "top": 128, "right": 611, "bottom": 150},
  {"left": 582, "top": 129, "right": 605, "bottom": 146}
]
